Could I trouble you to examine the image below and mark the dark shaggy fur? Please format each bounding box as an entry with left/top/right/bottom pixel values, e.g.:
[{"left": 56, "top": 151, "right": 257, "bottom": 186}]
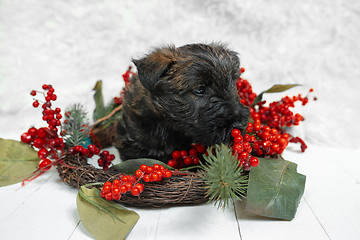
[{"left": 115, "top": 43, "right": 249, "bottom": 162}]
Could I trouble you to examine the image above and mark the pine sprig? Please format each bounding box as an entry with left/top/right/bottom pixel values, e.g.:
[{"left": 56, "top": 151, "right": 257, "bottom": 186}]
[
  {"left": 199, "top": 144, "right": 248, "bottom": 210},
  {"left": 62, "top": 103, "right": 90, "bottom": 147}
]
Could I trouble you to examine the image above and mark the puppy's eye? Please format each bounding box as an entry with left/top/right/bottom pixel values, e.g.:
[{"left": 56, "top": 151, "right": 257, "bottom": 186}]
[{"left": 193, "top": 86, "right": 206, "bottom": 96}]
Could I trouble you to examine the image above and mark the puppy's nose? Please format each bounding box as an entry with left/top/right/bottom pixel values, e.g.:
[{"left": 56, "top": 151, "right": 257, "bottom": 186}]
[{"left": 232, "top": 121, "right": 248, "bottom": 130}]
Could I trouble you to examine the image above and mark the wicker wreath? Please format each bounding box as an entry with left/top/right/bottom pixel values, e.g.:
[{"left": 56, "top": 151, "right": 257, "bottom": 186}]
[{"left": 56, "top": 150, "right": 209, "bottom": 207}]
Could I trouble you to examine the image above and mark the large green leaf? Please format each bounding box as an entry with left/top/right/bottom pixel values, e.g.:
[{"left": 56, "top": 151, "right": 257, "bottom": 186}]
[
  {"left": 110, "top": 158, "right": 174, "bottom": 174},
  {"left": 0, "top": 139, "right": 40, "bottom": 187},
  {"left": 251, "top": 84, "right": 300, "bottom": 107},
  {"left": 76, "top": 186, "right": 139, "bottom": 240},
  {"left": 245, "top": 158, "right": 306, "bottom": 220}
]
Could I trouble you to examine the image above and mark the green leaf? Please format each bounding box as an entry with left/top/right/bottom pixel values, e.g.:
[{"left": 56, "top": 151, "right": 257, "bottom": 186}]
[
  {"left": 245, "top": 158, "right": 306, "bottom": 220},
  {"left": 0, "top": 139, "right": 40, "bottom": 187},
  {"left": 251, "top": 84, "right": 300, "bottom": 107},
  {"left": 76, "top": 186, "right": 139, "bottom": 240},
  {"left": 110, "top": 158, "right": 174, "bottom": 174},
  {"left": 93, "top": 80, "right": 105, "bottom": 121}
]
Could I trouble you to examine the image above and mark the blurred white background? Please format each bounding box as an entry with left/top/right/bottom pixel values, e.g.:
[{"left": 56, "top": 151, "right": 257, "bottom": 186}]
[{"left": 1, "top": 0, "right": 359, "bottom": 149}]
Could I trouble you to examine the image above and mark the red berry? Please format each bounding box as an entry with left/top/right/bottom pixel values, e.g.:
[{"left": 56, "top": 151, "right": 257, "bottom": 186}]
[
  {"left": 42, "top": 84, "right": 49, "bottom": 90},
  {"left": 112, "top": 186, "right": 120, "bottom": 197},
  {"left": 146, "top": 166, "right": 154, "bottom": 174},
  {"left": 282, "top": 133, "right": 290, "bottom": 140},
  {"left": 184, "top": 156, "right": 193, "bottom": 165},
  {"left": 180, "top": 150, "right": 188, "bottom": 158},
  {"left": 28, "top": 127, "right": 37, "bottom": 137},
  {"left": 172, "top": 150, "right": 181, "bottom": 159},
  {"left": 189, "top": 148, "right": 198, "bottom": 156},
  {"left": 271, "top": 143, "right": 280, "bottom": 152},
  {"left": 249, "top": 157, "right": 259, "bottom": 167},
  {"left": 37, "top": 127, "right": 47, "bottom": 138},
  {"left": 253, "top": 123, "right": 261, "bottom": 132},
  {"left": 196, "top": 144, "right": 205, "bottom": 153},
  {"left": 32, "top": 100, "right": 40, "bottom": 108},
  {"left": 135, "top": 183, "right": 144, "bottom": 193},
  {"left": 150, "top": 173, "right": 159, "bottom": 182},
  {"left": 105, "top": 192, "right": 113, "bottom": 201},
  {"left": 120, "top": 185, "right": 127, "bottom": 194},
  {"left": 121, "top": 175, "right": 129, "bottom": 182},
  {"left": 277, "top": 138, "right": 287, "bottom": 149},
  {"left": 81, "top": 148, "right": 88, "bottom": 156},
  {"left": 140, "top": 164, "right": 147, "bottom": 172},
  {"left": 261, "top": 140, "right": 271, "bottom": 149},
  {"left": 135, "top": 169, "right": 143, "bottom": 178},
  {"left": 98, "top": 158, "right": 104, "bottom": 166},
  {"left": 131, "top": 187, "right": 140, "bottom": 196},
  {"left": 128, "top": 175, "right": 136, "bottom": 183},
  {"left": 232, "top": 143, "right": 243, "bottom": 153},
  {"left": 164, "top": 170, "right": 172, "bottom": 178},
  {"left": 21, "top": 132, "right": 32, "bottom": 143},
  {"left": 51, "top": 94, "right": 57, "bottom": 101},
  {"left": 124, "top": 182, "right": 132, "bottom": 191},
  {"left": 262, "top": 131, "right": 270, "bottom": 141},
  {"left": 262, "top": 126, "right": 270, "bottom": 132},
  {"left": 74, "top": 145, "right": 81, "bottom": 152},
  {"left": 239, "top": 151, "right": 249, "bottom": 160},
  {"left": 33, "top": 138, "right": 44, "bottom": 148},
  {"left": 143, "top": 174, "right": 150, "bottom": 182},
  {"left": 113, "top": 179, "right": 121, "bottom": 186},
  {"left": 101, "top": 150, "right": 109, "bottom": 156},
  {"left": 153, "top": 164, "right": 161, "bottom": 170},
  {"left": 167, "top": 160, "right": 176, "bottom": 167},
  {"left": 156, "top": 170, "right": 163, "bottom": 178},
  {"left": 104, "top": 181, "right": 112, "bottom": 187},
  {"left": 233, "top": 135, "right": 243, "bottom": 143},
  {"left": 105, "top": 155, "right": 113, "bottom": 162},
  {"left": 231, "top": 129, "right": 241, "bottom": 138},
  {"left": 37, "top": 148, "right": 48, "bottom": 159},
  {"left": 68, "top": 147, "right": 75, "bottom": 155},
  {"left": 113, "top": 194, "right": 121, "bottom": 200},
  {"left": 30, "top": 90, "right": 37, "bottom": 96},
  {"left": 39, "top": 158, "right": 52, "bottom": 171},
  {"left": 192, "top": 156, "right": 200, "bottom": 165}
]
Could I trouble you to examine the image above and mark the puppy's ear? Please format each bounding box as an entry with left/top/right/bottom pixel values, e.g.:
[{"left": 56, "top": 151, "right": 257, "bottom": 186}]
[{"left": 132, "top": 46, "right": 177, "bottom": 91}]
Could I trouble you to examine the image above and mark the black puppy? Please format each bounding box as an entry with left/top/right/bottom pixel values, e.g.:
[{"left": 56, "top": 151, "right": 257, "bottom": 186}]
[{"left": 115, "top": 43, "right": 249, "bottom": 162}]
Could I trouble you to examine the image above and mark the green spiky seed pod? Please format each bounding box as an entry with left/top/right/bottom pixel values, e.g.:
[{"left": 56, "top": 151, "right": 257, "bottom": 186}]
[
  {"left": 62, "top": 103, "right": 90, "bottom": 147},
  {"left": 199, "top": 144, "right": 248, "bottom": 210}
]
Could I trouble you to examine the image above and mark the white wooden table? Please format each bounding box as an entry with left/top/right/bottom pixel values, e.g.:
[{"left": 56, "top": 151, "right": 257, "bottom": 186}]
[{"left": 1, "top": 144, "right": 359, "bottom": 240}]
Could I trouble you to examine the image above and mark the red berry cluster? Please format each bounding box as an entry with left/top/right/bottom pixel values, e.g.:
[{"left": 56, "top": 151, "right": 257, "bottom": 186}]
[
  {"left": 100, "top": 164, "right": 173, "bottom": 200},
  {"left": 97, "top": 150, "right": 116, "bottom": 170},
  {"left": 21, "top": 85, "right": 66, "bottom": 171},
  {"left": 250, "top": 93, "right": 309, "bottom": 129},
  {"left": 21, "top": 84, "right": 65, "bottom": 171},
  {"left": 136, "top": 164, "right": 173, "bottom": 183},
  {"left": 235, "top": 70, "right": 315, "bottom": 152},
  {"left": 230, "top": 129, "right": 259, "bottom": 171},
  {"left": 114, "top": 66, "right": 136, "bottom": 105},
  {"left": 236, "top": 68, "right": 258, "bottom": 107},
  {"left": 30, "top": 84, "right": 62, "bottom": 131},
  {"left": 67, "top": 144, "right": 115, "bottom": 170},
  {"left": 21, "top": 126, "right": 65, "bottom": 171},
  {"left": 167, "top": 143, "right": 205, "bottom": 169},
  {"left": 244, "top": 123, "right": 290, "bottom": 156},
  {"left": 289, "top": 136, "right": 308, "bottom": 152},
  {"left": 101, "top": 179, "right": 144, "bottom": 201}
]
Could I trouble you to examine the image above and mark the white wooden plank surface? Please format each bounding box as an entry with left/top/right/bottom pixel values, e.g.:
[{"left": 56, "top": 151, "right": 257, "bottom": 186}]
[{"left": 1, "top": 145, "right": 360, "bottom": 240}]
